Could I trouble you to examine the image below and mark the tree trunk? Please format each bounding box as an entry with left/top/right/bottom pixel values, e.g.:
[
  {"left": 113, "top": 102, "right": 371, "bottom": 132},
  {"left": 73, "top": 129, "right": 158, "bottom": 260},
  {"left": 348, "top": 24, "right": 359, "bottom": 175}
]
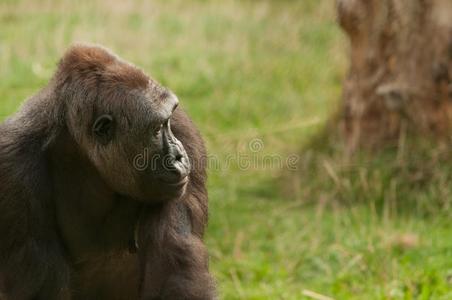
[{"left": 337, "top": 0, "right": 452, "bottom": 150}]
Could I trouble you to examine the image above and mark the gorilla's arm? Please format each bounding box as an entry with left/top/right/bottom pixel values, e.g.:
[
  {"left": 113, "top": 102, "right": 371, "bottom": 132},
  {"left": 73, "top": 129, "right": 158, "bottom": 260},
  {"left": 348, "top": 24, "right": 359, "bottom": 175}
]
[
  {"left": 0, "top": 94, "right": 70, "bottom": 299},
  {"left": 138, "top": 200, "right": 215, "bottom": 300}
]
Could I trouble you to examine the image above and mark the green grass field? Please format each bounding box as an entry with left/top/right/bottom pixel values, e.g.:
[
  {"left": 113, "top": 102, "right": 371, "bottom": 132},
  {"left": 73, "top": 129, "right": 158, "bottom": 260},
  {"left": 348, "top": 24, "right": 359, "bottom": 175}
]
[{"left": 0, "top": 0, "right": 451, "bottom": 299}]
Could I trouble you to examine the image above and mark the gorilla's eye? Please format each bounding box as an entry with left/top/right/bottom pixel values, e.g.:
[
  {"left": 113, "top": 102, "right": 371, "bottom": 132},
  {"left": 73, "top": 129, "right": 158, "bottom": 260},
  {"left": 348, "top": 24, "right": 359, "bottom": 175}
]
[
  {"left": 92, "top": 114, "right": 115, "bottom": 145},
  {"left": 153, "top": 124, "right": 163, "bottom": 136}
]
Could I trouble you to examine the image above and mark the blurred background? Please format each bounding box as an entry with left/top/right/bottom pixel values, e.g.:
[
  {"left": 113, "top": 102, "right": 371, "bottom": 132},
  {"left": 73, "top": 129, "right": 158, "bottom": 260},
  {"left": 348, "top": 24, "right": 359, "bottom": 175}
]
[{"left": 0, "top": 0, "right": 451, "bottom": 299}]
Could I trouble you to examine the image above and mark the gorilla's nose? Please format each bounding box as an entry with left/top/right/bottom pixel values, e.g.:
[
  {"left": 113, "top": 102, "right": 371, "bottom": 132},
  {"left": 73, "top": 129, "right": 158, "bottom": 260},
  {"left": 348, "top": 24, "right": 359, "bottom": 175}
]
[
  {"left": 159, "top": 160, "right": 189, "bottom": 186},
  {"left": 162, "top": 149, "right": 191, "bottom": 183},
  {"left": 171, "top": 157, "right": 190, "bottom": 179},
  {"left": 160, "top": 119, "right": 191, "bottom": 182}
]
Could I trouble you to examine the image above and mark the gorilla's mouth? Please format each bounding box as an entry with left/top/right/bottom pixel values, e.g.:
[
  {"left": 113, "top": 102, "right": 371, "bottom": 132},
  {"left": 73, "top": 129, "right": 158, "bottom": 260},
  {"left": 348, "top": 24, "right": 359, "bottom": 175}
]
[{"left": 158, "top": 176, "right": 189, "bottom": 187}]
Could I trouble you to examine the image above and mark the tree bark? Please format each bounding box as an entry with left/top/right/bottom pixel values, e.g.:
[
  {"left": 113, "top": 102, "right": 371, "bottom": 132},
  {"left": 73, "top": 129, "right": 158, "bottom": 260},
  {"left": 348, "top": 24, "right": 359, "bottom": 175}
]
[{"left": 337, "top": 0, "right": 452, "bottom": 149}]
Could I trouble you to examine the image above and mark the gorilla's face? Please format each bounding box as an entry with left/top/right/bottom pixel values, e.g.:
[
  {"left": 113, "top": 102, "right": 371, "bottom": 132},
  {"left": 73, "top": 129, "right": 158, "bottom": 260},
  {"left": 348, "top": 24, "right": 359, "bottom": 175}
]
[{"left": 77, "top": 84, "right": 191, "bottom": 203}]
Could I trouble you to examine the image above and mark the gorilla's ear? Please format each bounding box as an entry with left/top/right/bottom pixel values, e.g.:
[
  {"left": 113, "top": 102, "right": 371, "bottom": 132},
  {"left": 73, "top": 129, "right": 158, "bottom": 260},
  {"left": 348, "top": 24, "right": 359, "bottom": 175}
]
[{"left": 93, "top": 114, "right": 115, "bottom": 145}]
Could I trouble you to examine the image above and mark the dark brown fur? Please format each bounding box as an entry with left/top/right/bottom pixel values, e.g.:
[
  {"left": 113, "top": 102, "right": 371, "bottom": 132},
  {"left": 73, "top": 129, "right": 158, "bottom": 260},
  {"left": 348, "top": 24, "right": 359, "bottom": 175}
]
[{"left": 0, "top": 44, "right": 215, "bottom": 299}]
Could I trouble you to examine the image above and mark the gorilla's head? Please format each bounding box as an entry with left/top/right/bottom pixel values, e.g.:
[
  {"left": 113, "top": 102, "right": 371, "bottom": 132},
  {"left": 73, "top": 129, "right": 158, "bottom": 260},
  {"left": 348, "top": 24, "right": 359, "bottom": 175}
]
[{"left": 56, "top": 45, "right": 191, "bottom": 203}]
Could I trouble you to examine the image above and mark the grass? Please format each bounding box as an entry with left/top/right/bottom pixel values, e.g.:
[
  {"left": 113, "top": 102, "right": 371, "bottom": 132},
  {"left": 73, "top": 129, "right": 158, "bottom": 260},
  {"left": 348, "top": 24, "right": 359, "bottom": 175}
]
[{"left": 0, "top": 0, "right": 451, "bottom": 299}]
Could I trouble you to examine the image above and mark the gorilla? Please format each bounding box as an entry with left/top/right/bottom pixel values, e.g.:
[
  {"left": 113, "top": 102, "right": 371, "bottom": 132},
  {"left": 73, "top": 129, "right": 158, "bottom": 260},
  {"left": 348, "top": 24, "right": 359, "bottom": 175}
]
[{"left": 0, "top": 45, "right": 216, "bottom": 300}]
